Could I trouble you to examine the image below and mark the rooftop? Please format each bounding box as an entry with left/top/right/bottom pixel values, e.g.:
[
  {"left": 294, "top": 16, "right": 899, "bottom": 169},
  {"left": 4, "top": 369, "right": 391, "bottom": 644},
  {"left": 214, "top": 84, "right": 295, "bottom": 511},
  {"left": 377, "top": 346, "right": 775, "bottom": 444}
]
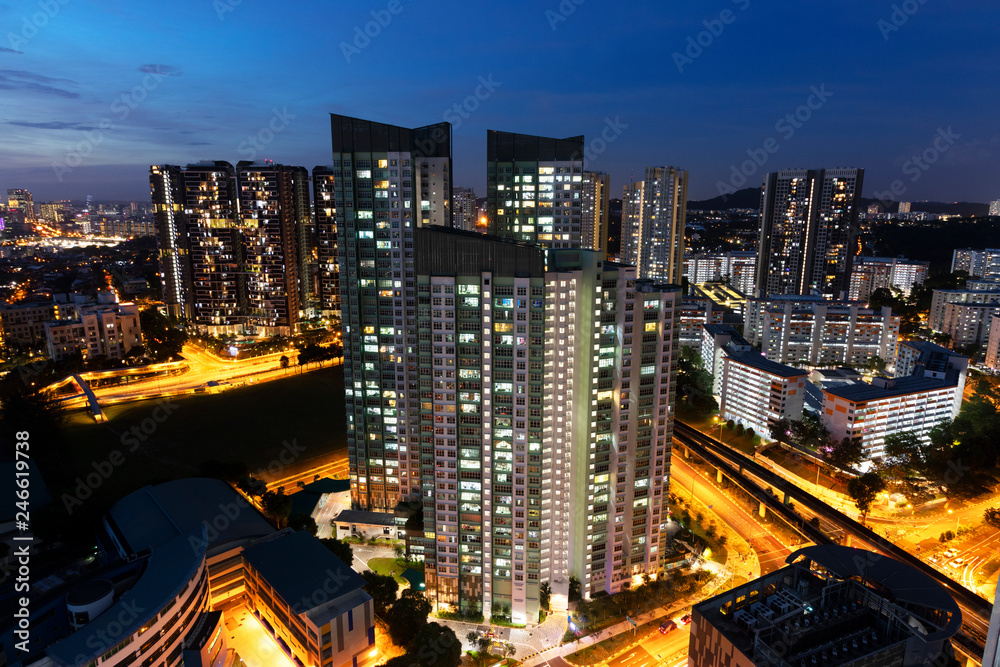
[
  {"left": 724, "top": 348, "right": 808, "bottom": 378},
  {"left": 47, "top": 529, "right": 207, "bottom": 665},
  {"left": 241, "top": 531, "right": 368, "bottom": 615},
  {"left": 823, "top": 373, "right": 958, "bottom": 402},
  {"left": 332, "top": 509, "right": 396, "bottom": 527},
  {"left": 105, "top": 478, "right": 274, "bottom": 555}
]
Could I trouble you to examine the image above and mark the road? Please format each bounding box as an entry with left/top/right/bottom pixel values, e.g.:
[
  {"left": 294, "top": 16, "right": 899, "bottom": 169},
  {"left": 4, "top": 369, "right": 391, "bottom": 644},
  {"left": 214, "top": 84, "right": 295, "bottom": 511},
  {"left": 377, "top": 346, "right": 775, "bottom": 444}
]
[
  {"left": 56, "top": 344, "right": 336, "bottom": 408},
  {"left": 672, "top": 457, "right": 791, "bottom": 575}
]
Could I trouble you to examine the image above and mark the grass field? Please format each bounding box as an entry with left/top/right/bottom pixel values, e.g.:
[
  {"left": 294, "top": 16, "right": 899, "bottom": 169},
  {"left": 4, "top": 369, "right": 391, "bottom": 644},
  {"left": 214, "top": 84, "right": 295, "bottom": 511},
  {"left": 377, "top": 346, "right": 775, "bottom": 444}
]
[
  {"left": 366, "top": 557, "right": 424, "bottom": 585},
  {"left": 37, "top": 366, "right": 348, "bottom": 541}
]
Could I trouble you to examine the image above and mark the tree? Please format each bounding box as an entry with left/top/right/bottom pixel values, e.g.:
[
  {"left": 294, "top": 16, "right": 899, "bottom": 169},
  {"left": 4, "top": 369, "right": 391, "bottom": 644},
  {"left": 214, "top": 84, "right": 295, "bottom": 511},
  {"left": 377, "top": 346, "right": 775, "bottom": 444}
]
[
  {"left": 984, "top": 507, "right": 1000, "bottom": 529},
  {"left": 539, "top": 581, "right": 551, "bottom": 612},
  {"left": 361, "top": 570, "right": 399, "bottom": 617},
  {"left": 568, "top": 576, "right": 581, "bottom": 602},
  {"left": 394, "top": 543, "right": 406, "bottom": 560},
  {"left": 139, "top": 308, "right": 187, "bottom": 361},
  {"left": 386, "top": 588, "right": 432, "bottom": 646},
  {"left": 770, "top": 418, "right": 793, "bottom": 446},
  {"left": 410, "top": 623, "right": 461, "bottom": 667},
  {"left": 675, "top": 347, "right": 718, "bottom": 416},
  {"left": 280, "top": 355, "right": 290, "bottom": 368},
  {"left": 827, "top": 437, "right": 864, "bottom": 470},
  {"left": 260, "top": 489, "right": 292, "bottom": 526},
  {"left": 503, "top": 642, "right": 517, "bottom": 660},
  {"left": 288, "top": 513, "right": 318, "bottom": 536},
  {"left": 847, "top": 472, "right": 886, "bottom": 524},
  {"left": 466, "top": 630, "right": 479, "bottom": 646},
  {"left": 321, "top": 538, "right": 354, "bottom": 566},
  {"left": 881, "top": 430, "right": 924, "bottom": 481}
]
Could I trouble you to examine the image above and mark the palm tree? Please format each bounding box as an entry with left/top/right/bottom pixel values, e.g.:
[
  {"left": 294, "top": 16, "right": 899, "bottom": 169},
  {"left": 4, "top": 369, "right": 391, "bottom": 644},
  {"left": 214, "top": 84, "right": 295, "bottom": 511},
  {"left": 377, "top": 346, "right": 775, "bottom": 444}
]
[{"left": 503, "top": 642, "right": 517, "bottom": 661}]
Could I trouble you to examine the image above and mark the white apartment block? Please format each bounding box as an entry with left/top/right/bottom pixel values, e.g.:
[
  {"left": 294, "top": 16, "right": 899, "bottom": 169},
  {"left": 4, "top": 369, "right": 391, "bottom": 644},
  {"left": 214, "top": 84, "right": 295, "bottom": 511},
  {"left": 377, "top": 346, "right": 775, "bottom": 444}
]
[
  {"left": 719, "top": 349, "right": 807, "bottom": 438},
  {"left": 951, "top": 248, "right": 1000, "bottom": 279},
  {"left": 622, "top": 167, "right": 688, "bottom": 283},
  {"left": 929, "top": 287, "right": 1000, "bottom": 333},
  {"left": 453, "top": 186, "right": 478, "bottom": 232},
  {"left": 940, "top": 301, "right": 1000, "bottom": 348},
  {"left": 745, "top": 296, "right": 899, "bottom": 367},
  {"left": 848, "top": 256, "right": 929, "bottom": 302},
  {"left": 684, "top": 251, "right": 757, "bottom": 295},
  {"left": 822, "top": 343, "right": 967, "bottom": 463}
]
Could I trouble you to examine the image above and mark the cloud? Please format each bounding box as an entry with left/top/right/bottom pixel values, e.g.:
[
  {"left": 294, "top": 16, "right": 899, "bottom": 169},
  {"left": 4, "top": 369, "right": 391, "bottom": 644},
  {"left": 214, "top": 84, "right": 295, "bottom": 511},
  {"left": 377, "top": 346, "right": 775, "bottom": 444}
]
[
  {"left": 186, "top": 141, "right": 211, "bottom": 146},
  {"left": 0, "top": 69, "right": 77, "bottom": 98},
  {"left": 0, "top": 47, "right": 22, "bottom": 54},
  {"left": 6, "top": 120, "right": 99, "bottom": 130},
  {"left": 139, "top": 64, "right": 182, "bottom": 76}
]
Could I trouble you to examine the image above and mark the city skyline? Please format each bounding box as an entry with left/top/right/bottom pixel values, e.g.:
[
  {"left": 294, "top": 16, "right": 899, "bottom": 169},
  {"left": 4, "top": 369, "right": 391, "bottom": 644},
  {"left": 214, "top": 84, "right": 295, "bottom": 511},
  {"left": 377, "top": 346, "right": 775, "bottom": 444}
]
[{"left": 2, "top": 2, "right": 999, "bottom": 203}]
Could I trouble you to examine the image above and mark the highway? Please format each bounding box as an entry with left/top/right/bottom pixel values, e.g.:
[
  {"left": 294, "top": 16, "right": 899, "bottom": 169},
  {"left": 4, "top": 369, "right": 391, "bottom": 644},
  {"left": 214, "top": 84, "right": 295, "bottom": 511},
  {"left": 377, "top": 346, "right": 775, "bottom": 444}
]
[
  {"left": 674, "top": 421, "right": 991, "bottom": 661},
  {"left": 52, "top": 344, "right": 335, "bottom": 408},
  {"left": 606, "top": 626, "right": 691, "bottom": 667}
]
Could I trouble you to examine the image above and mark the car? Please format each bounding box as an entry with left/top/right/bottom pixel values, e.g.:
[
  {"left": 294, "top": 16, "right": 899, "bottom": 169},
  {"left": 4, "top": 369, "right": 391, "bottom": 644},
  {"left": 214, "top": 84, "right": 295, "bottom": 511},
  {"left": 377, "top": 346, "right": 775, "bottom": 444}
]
[
  {"left": 680, "top": 614, "right": 692, "bottom": 626},
  {"left": 950, "top": 558, "right": 965, "bottom": 568},
  {"left": 944, "top": 548, "right": 958, "bottom": 558},
  {"left": 659, "top": 620, "right": 678, "bottom": 634},
  {"left": 927, "top": 556, "right": 939, "bottom": 564}
]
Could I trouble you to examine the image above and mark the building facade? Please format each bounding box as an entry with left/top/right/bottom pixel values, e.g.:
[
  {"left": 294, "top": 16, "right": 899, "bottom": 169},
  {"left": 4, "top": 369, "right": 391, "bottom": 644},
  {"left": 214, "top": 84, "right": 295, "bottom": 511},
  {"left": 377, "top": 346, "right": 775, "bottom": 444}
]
[
  {"left": 335, "top": 115, "right": 454, "bottom": 513},
  {"left": 684, "top": 251, "right": 756, "bottom": 295},
  {"left": 486, "top": 130, "right": 584, "bottom": 249},
  {"left": 848, "top": 256, "right": 929, "bottom": 302},
  {"left": 929, "top": 286, "right": 1000, "bottom": 333},
  {"left": 951, "top": 248, "right": 1000, "bottom": 279},
  {"left": 745, "top": 296, "right": 899, "bottom": 368},
  {"left": 755, "top": 169, "right": 864, "bottom": 297},
  {"left": 7, "top": 188, "right": 35, "bottom": 222},
  {"left": 821, "top": 343, "right": 966, "bottom": 462},
  {"left": 581, "top": 171, "right": 610, "bottom": 253},
  {"left": 621, "top": 166, "right": 688, "bottom": 283},
  {"left": 0, "top": 300, "right": 59, "bottom": 347},
  {"left": 44, "top": 298, "right": 142, "bottom": 362},
  {"left": 314, "top": 165, "right": 340, "bottom": 318},
  {"left": 453, "top": 186, "right": 478, "bottom": 231},
  {"left": 719, "top": 345, "right": 807, "bottom": 437}
]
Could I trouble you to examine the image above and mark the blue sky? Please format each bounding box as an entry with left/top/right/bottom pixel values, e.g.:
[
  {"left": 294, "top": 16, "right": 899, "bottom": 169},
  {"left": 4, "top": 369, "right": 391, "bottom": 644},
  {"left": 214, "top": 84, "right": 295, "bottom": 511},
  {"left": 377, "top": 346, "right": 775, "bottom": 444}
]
[{"left": 1, "top": 0, "right": 998, "bottom": 203}]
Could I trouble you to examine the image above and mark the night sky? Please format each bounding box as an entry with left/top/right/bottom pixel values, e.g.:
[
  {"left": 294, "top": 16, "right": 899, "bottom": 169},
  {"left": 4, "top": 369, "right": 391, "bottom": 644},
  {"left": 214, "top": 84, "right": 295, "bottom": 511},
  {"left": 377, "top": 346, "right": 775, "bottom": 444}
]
[{"left": 2, "top": 0, "right": 998, "bottom": 204}]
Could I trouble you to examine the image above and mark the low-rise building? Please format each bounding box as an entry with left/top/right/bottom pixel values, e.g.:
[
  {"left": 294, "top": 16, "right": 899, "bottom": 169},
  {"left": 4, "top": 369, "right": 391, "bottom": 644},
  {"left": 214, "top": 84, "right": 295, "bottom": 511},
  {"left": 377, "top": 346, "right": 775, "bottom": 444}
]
[
  {"left": 45, "top": 298, "right": 142, "bottom": 362},
  {"left": 0, "top": 299, "right": 59, "bottom": 346},
  {"left": 330, "top": 509, "right": 398, "bottom": 542},
  {"left": 692, "top": 282, "right": 748, "bottom": 317},
  {"left": 689, "top": 545, "right": 963, "bottom": 667},
  {"left": 242, "top": 530, "right": 377, "bottom": 667},
  {"left": 745, "top": 295, "right": 898, "bottom": 368}
]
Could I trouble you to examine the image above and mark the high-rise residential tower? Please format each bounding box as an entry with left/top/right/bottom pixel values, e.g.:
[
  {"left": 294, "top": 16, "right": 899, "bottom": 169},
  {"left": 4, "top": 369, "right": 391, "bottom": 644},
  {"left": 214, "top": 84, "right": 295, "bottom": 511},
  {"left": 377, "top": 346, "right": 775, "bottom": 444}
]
[
  {"left": 333, "top": 114, "right": 453, "bottom": 512},
  {"left": 150, "top": 164, "right": 193, "bottom": 319},
  {"left": 486, "top": 130, "right": 584, "bottom": 249},
  {"left": 581, "top": 171, "right": 610, "bottom": 254},
  {"left": 411, "top": 226, "right": 680, "bottom": 623},
  {"left": 313, "top": 166, "right": 340, "bottom": 318},
  {"left": 452, "top": 186, "right": 478, "bottom": 231},
  {"left": 235, "top": 161, "right": 309, "bottom": 336},
  {"left": 621, "top": 167, "right": 688, "bottom": 283},
  {"left": 755, "top": 168, "right": 864, "bottom": 298}
]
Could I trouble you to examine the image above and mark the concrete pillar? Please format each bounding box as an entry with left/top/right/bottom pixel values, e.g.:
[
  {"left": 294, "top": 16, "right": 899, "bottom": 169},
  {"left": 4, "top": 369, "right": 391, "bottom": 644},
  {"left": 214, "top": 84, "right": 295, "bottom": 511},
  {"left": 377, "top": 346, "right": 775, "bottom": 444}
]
[
  {"left": 783, "top": 491, "right": 791, "bottom": 505},
  {"left": 717, "top": 469, "right": 723, "bottom": 484},
  {"left": 759, "top": 502, "right": 766, "bottom": 518}
]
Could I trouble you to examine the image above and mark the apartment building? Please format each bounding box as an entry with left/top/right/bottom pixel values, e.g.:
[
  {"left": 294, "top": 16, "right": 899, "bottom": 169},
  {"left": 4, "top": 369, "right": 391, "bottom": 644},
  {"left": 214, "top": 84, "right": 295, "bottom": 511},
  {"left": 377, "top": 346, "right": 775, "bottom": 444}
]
[
  {"left": 848, "top": 256, "right": 929, "bottom": 302},
  {"left": 745, "top": 296, "right": 898, "bottom": 368},
  {"left": 719, "top": 345, "right": 807, "bottom": 437},
  {"left": 684, "top": 251, "right": 756, "bottom": 295},
  {"left": 44, "top": 298, "right": 142, "bottom": 362}
]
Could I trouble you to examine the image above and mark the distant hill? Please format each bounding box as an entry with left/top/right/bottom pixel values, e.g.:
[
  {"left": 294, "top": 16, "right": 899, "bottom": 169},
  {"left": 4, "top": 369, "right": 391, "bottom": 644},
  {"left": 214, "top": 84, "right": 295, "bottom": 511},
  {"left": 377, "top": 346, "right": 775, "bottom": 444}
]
[{"left": 689, "top": 188, "right": 760, "bottom": 210}]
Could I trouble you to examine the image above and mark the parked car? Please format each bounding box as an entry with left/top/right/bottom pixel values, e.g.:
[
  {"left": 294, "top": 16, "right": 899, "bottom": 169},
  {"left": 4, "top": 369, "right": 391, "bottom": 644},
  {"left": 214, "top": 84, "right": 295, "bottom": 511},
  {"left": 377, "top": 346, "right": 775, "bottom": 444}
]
[{"left": 659, "top": 620, "right": 678, "bottom": 634}]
